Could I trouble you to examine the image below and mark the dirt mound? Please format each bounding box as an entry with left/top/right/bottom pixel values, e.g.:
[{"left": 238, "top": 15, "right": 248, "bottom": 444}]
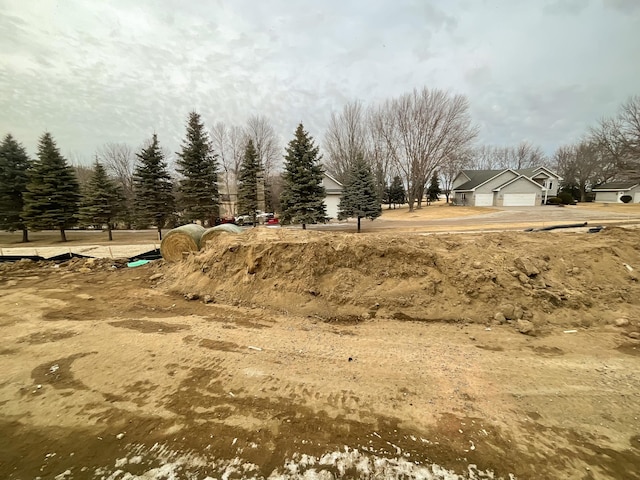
[{"left": 162, "top": 227, "right": 640, "bottom": 330}]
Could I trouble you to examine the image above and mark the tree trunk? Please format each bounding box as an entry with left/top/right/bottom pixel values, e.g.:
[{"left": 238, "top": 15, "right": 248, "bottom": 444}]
[
  {"left": 21, "top": 228, "right": 29, "bottom": 243},
  {"left": 107, "top": 223, "right": 113, "bottom": 241},
  {"left": 302, "top": 223, "right": 307, "bottom": 230},
  {"left": 60, "top": 228, "right": 67, "bottom": 242},
  {"left": 445, "top": 192, "right": 450, "bottom": 203},
  {"left": 157, "top": 225, "right": 163, "bottom": 241},
  {"left": 580, "top": 189, "right": 587, "bottom": 203},
  {"left": 357, "top": 216, "right": 361, "bottom": 233}
]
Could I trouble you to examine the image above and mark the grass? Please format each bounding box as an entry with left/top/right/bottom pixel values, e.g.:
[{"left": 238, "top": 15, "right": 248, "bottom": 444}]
[
  {"left": 574, "top": 202, "right": 640, "bottom": 212},
  {"left": 0, "top": 229, "right": 161, "bottom": 247},
  {"left": 380, "top": 202, "right": 496, "bottom": 220}
]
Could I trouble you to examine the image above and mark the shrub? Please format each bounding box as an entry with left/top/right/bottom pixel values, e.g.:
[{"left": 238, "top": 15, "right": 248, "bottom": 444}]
[
  {"left": 558, "top": 192, "right": 575, "bottom": 205},
  {"left": 620, "top": 195, "right": 632, "bottom": 204},
  {"left": 546, "top": 196, "right": 561, "bottom": 205}
]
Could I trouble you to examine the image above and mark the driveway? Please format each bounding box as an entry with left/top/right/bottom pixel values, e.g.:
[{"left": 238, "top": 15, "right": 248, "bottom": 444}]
[{"left": 313, "top": 205, "right": 640, "bottom": 233}]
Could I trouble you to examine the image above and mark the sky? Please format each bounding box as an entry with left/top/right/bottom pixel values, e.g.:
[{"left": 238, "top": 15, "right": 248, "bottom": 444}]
[{"left": 1, "top": 0, "right": 639, "bottom": 165}]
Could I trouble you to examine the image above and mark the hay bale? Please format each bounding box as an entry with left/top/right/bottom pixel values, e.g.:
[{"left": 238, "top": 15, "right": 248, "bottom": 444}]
[
  {"left": 201, "top": 224, "right": 244, "bottom": 246},
  {"left": 160, "top": 224, "right": 206, "bottom": 262}
]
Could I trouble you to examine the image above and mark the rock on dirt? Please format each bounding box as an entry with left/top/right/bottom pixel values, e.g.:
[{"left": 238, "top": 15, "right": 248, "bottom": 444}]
[
  {"left": 614, "top": 317, "right": 630, "bottom": 327},
  {"left": 514, "top": 257, "right": 540, "bottom": 277},
  {"left": 516, "top": 320, "right": 535, "bottom": 335},
  {"left": 184, "top": 293, "right": 200, "bottom": 301},
  {"left": 628, "top": 332, "right": 640, "bottom": 339},
  {"left": 149, "top": 273, "right": 164, "bottom": 282}
]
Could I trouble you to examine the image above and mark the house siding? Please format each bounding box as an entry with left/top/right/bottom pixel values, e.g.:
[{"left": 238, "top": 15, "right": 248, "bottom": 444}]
[
  {"left": 594, "top": 186, "right": 640, "bottom": 203},
  {"left": 452, "top": 172, "right": 471, "bottom": 190},
  {"left": 494, "top": 178, "right": 543, "bottom": 206},
  {"left": 474, "top": 170, "right": 518, "bottom": 194}
]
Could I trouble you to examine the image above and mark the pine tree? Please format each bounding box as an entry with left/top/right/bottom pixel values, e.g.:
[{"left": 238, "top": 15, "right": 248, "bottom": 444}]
[
  {"left": 427, "top": 171, "right": 441, "bottom": 202},
  {"left": 0, "top": 134, "right": 32, "bottom": 242},
  {"left": 79, "top": 160, "right": 124, "bottom": 241},
  {"left": 176, "top": 111, "right": 219, "bottom": 225},
  {"left": 280, "top": 123, "right": 326, "bottom": 229},
  {"left": 22, "top": 132, "right": 80, "bottom": 242},
  {"left": 390, "top": 175, "right": 406, "bottom": 207},
  {"left": 133, "top": 134, "right": 175, "bottom": 240},
  {"left": 237, "top": 139, "right": 260, "bottom": 224},
  {"left": 338, "top": 154, "right": 382, "bottom": 232}
]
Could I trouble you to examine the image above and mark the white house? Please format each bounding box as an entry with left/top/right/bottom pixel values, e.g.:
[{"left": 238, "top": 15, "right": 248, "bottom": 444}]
[
  {"left": 451, "top": 166, "right": 562, "bottom": 207},
  {"left": 592, "top": 182, "right": 640, "bottom": 203},
  {"left": 322, "top": 172, "right": 343, "bottom": 220}
]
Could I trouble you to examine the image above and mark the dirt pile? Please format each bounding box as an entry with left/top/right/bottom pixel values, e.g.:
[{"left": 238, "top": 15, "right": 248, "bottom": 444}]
[{"left": 162, "top": 227, "right": 640, "bottom": 330}]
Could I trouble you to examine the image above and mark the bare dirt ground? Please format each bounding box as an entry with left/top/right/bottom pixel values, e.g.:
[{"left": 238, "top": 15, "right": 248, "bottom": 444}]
[{"left": 1, "top": 228, "right": 640, "bottom": 479}]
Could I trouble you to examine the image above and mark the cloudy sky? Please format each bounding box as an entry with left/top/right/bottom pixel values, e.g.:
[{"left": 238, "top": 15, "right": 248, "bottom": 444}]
[{"left": 1, "top": 0, "right": 639, "bottom": 164}]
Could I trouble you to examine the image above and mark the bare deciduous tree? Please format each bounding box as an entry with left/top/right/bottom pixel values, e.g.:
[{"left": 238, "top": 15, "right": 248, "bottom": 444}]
[
  {"left": 554, "top": 141, "right": 615, "bottom": 202},
  {"left": 323, "top": 100, "right": 368, "bottom": 184},
  {"left": 211, "top": 123, "right": 247, "bottom": 216},
  {"left": 97, "top": 142, "right": 135, "bottom": 227},
  {"left": 591, "top": 95, "right": 640, "bottom": 180},
  {"left": 245, "top": 115, "right": 281, "bottom": 211},
  {"left": 378, "top": 87, "right": 477, "bottom": 211},
  {"left": 470, "top": 142, "right": 546, "bottom": 170},
  {"left": 441, "top": 150, "right": 472, "bottom": 203}
]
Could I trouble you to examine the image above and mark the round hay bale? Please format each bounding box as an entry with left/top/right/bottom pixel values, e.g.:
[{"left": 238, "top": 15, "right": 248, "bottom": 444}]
[
  {"left": 201, "top": 224, "right": 244, "bottom": 246},
  {"left": 160, "top": 224, "right": 206, "bottom": 262}
]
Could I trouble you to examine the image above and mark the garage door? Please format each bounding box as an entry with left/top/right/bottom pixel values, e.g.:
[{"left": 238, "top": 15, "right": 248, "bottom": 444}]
[
  {"left": 634, "top": 192, "right": 640, "bottom": 203},
  {"left": 474, "top": 193, "right": 494, "bottom": 206},
  {"left": 503, "top": 193, "right": 537, "bottom": 206}
]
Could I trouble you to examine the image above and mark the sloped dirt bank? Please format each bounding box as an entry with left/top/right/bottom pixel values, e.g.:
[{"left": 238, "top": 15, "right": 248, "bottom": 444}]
[{"left": 164, "top": 228, "right": 640, "bottom": 332}]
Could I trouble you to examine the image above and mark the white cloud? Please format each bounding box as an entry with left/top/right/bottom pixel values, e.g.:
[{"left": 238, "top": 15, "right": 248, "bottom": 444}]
[{"left": 0, "top": 0, "right": 638, "bottom": 161}]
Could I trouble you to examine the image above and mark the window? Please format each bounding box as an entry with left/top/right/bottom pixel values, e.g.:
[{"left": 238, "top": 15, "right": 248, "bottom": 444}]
[{"left": 549, "top": 181, "right": 553, "bottom": 190}]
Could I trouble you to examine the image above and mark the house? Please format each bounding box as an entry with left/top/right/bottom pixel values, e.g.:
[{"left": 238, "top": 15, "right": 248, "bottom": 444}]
[
  {"left": 592, "top": 182, "right": 640, "bottom": 203},
  {"left": 451, "top": 166, "right": 561, "bottom": 207},
  {"left": 322, "top": 172, "right": 343, "bottom": 220}
]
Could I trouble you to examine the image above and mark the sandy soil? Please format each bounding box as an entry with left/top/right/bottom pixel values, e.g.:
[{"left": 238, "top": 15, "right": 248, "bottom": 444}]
[{"left": 1, "top": 230, "right": 640, "bottom": 479}]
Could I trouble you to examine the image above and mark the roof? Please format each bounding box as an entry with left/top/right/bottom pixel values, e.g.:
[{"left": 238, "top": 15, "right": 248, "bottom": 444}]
[
  {"left": 493, "top": 174, "right": 545, "bottom": 192},
  {"left": 516, "top": 166, "right": 561, "bottom": 179},
  {"left": 592, "top": 182, "right": 639, "bottom": 191},
  {"left": 454, "top": 170, "right": 506, "bottom": 191}
]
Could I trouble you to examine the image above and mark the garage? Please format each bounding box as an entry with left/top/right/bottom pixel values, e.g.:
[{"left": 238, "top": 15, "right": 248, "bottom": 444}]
[
  {"left": 503, "top": 193, "right": 537, "bottom": 206},
  {"left": 474, "top": 193, "right": 494, "bottom": 207},
  {"left": 635, "top": 193, "right": 640, "bottom": 203}
]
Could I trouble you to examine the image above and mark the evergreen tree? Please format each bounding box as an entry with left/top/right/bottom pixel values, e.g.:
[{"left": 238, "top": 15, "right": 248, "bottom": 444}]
[
  {"left": 133, "top": 134, "right": 175, "bottom": 240},
  {"left": 79, "top": 159, "right": 124, "bottom": 241},
  {"left": 427, "top": 172, "right": 441, "bottom": 202},
  {"left": 237, "top": 139, "right": 260, "bottom": 224},
  {"left": 22, "top": 132, "right": 80, "bottom": 242},
  {"left": 338, "top": 154, "right": 382, "bottom": 232},
  {"left": 0, "top": 134, "right": 31, "bottom": 242},
  {"left": 176, "top": 111, "right": 219, "bottom": 225},
  {"left": 280, "top": 123, "right": 326, "bottom": 229},
  {"left": 389, "top": 175, "right": 406, "bottom": 208}
]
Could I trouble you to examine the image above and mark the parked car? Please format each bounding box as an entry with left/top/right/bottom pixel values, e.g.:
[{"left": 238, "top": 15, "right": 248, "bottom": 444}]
[{"left": 234, "top": 214, "right": 254, "bottom": 226}]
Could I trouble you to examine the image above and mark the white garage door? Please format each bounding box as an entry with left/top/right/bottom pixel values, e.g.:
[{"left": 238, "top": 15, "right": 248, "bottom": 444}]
[
  {"left": 503, "top": 193, "right": 537, "bottom": 206},
  {"left": 634, "top": 192, "right": 640, "bottom": 203},
  {"left": 474, "top": 193, "right": 494, "bottom": 206}
]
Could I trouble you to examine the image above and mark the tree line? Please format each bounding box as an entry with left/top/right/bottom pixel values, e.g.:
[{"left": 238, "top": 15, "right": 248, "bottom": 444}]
[
  {"left": 0, "top": 110, "right": 382, "bottom": 241},
  {"left": 323, "top": 89, "right": 640, "bottom": 206},
  {"left": 2, "top": 86, "right": 638, "bottom": 241}
]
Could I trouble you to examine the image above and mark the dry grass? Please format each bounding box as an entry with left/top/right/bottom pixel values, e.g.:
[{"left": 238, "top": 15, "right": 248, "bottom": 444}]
[
  {"left": 0, "top": 229, "right": 161, "bottom": 247},
  {"left": 575, "top": 202, "right": 640, "bottom": 213},
  {"left": 380, "top": 202, "right": 496, "bottom": 220}
]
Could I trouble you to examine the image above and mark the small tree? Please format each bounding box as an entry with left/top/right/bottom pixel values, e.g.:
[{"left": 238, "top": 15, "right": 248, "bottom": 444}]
[
  {"left": 22, "top": 133, "right": 80, "bottom": 242},
  {"left": 427, "top": 171, "right": 441, "bottom": 202},
  {"left": 176, "top": 111, "right": 219, "bottom": 225},
  {"left": 133, "top": 134, "right": 175, "bottom": 240},
  {"left": 389, "top": 175, "right": 406, "bottom": 208},
  {"left": 338, "top": 154, "right": 381, "bottom": 232},
  {"left": 79, "top": 160, "right": 124, "bottom": 241},
  {"left": 0, "top": 134, "right": 32, "bottom": 242},
  {"left": 237, "top": 139, "right": 260, "bottom": 224},
  {"left": 280, "top": 123, "right": 327, "bottom": 229}
]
